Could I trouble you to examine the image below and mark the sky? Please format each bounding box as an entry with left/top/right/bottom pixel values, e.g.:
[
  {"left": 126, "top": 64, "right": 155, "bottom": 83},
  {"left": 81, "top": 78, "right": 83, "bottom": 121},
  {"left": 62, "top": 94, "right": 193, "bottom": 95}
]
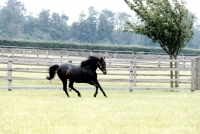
[{"left": 0, "top": 0, "right": 200, "bottom": 24}]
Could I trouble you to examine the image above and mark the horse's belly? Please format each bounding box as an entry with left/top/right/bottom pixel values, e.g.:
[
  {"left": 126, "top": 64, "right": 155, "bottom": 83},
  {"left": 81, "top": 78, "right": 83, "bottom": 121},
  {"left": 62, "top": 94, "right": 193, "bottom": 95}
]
[
  {"left": 70, "top": 77, "right": 89, "bottom": 83},
  {"left": 67, "top": 72, "right": 89, "bottom": 83}
]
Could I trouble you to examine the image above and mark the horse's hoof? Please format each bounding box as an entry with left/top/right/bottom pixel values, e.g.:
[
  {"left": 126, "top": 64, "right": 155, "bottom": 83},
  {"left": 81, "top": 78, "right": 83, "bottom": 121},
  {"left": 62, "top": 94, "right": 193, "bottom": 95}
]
[
  {"left": 78, "top": 94, "right": 81, "bottom": 97},
  {"left": 65, "top": 94, "right": 69, "bottom": 97},
  {"left": 94, "top": 94, "right": 97, "bottom": 97}
]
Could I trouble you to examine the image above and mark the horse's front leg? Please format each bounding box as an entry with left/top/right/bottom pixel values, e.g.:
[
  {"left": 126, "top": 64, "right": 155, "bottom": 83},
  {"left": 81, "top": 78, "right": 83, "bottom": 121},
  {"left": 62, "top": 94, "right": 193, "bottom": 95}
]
[
  {"left": 88, "top": 80, "right": 98, "bottom": 97},
  {"left": 89, "top": 79, "right": 107, "bottom": 98},
  {"left": 94, "top": 86, "right": 98, "bottom": 98},
  {"left": 96, "top": 80, "right": 107, "bottom": 98}
]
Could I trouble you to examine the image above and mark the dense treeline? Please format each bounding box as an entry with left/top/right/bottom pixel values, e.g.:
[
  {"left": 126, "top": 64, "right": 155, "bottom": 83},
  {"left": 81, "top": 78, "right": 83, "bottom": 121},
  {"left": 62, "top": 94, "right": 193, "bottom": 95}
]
[{"left": 0, "top": 0, "right": 200, "bottom": 48}]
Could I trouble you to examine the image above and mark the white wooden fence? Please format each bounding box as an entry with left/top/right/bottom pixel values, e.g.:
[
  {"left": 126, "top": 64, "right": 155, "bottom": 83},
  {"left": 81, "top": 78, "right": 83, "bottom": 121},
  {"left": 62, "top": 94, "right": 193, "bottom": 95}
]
[
  {"left": 191, "top": 57, "right": 200, "bottom": 91},
  {"left": 0, "top": 47, "right": 195, "bottom": 60},
  {"left": 0, "top": 52, "right": 197, "bottom": 91}
]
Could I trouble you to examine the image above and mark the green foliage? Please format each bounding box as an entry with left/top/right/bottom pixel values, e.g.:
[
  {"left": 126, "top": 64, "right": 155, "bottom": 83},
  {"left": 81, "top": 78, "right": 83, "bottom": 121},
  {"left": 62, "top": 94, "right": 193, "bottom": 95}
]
[
  {"left": 1, "top": 39, "right": 200, "bottom": 56},
  {"left": 0, "top": 0, "right": 199, "bottom": 48},
  {"left": 124, "top": 0, "right": 194, "bottom": 58},
  {"left": 0, "top": 38, "right": 153, "bottom": 51},
  {"left": 0, "top": 0, "right": 172, "bottom": 47},
  {"left": 0, "top": 0, "right": 26, "bottom": 38}
]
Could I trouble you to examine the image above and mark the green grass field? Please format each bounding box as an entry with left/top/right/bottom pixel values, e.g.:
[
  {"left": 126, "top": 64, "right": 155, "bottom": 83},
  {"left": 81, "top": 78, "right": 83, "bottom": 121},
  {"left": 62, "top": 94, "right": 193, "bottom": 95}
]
[{"left": 0, "top": 90, "right": 200, "bottom": 134}]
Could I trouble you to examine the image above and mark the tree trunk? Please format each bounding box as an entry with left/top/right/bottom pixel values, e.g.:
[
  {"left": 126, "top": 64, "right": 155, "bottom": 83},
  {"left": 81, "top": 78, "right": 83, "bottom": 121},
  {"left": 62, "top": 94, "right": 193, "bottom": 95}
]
[{"left": 170, "top": 55, "right": 174, "bottom": 88}]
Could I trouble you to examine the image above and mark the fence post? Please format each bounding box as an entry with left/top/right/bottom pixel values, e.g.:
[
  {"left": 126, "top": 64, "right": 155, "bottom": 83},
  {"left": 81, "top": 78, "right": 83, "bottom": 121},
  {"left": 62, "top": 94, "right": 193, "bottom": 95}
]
[
  {"left": 129, "top": 61, "right": 133, "bottom": 91},
  {"left": 23, "top": 49, "right": 25, "bottom": 57},
  {"left": 192, "top": 58, "right": 199, "bottom": 91},
  {"left": 109, "top": 54, "right": 112, "bottom": 66},
  {"left": 195, "top": 58, "right": 198, "bottom": 90},
  {"left": 195, "top": 58, "right": 200, "bottom": 90},
  {"left": 134, "top": 56, "right": 137, "bottom": 87},
  {"left": 7, "top": 59, "right": 12, "bottom": 91},
  {"left": 46, "top": 50, "right": 49, "bottom": 58},
  {"left": 37, "top": 50, "right": 39, "bottom": 57},
  {"left": 114, "top": 53, "right": 116, "bottom": 66},
  {"left": 2, "top": 48, "right": 4, "bottom": 55},
  {"left": 66, "top": 50, "right": 69, "bottom": 59},
  {"left": 191, "top": 58, "right": 195, "bottom": 92},
  {"left": 158, "top": 55, "right": 160, "bottom": 67},
  {"left": 175, "top": 61, "right": 179, "bottom": 87},
  {"left": 61, "top": 56, "right": 63, "bottom": 64},
  {"left": 197, "top": 57, "right": 200, "bottom": 90},
  {"left": 183, "top": 56, "right": 186, "bottom": 68},
  {"left": 12, "top": 48, "right": 14, "bottom": 57}
]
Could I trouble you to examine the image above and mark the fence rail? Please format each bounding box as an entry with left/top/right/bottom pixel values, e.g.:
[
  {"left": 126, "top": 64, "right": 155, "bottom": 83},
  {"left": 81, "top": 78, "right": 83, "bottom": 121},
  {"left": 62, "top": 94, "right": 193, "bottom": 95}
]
[
  {"left": 0, "top": 53, "right": 195, "bottom": 91},
  {"left": 1, "top": 47, "right": 196, "bottom": 60}
]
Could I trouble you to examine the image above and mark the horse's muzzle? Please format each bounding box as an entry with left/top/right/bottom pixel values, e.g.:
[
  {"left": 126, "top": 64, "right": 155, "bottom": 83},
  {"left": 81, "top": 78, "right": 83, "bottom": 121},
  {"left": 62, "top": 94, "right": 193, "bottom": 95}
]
[{"left": 103, "top": 71, "right": 107, "bottom": 74}]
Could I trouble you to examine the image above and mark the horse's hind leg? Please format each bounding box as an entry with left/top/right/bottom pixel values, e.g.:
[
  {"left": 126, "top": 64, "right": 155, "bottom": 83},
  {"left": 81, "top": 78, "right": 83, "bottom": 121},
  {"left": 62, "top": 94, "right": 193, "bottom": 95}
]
[
  {"left": 69, "top": 81, "right": 81, "bottom": 97},
  {"left": 62, "top": 79, "right": 69, "bottom": 97}
]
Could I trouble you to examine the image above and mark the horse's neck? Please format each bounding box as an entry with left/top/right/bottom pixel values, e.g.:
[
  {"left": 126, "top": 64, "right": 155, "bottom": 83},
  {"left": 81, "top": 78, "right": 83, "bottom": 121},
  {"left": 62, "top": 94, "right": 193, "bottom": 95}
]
[{"left": 83, "top": 63, "right": 97, "bottom": 72}]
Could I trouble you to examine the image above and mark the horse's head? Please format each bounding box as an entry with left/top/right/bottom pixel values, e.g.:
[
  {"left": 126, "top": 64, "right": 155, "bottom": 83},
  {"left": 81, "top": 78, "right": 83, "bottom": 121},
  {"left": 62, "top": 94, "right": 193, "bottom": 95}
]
[{"left": 97, "top": 57, "right": 107, "bottom": 74}]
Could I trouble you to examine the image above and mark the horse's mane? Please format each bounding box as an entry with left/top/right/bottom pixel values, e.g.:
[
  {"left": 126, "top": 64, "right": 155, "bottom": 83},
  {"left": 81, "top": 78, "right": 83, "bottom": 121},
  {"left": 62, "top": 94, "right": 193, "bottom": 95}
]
[{"left": 80, "top": 56, "right": 99, "bottom": 67}]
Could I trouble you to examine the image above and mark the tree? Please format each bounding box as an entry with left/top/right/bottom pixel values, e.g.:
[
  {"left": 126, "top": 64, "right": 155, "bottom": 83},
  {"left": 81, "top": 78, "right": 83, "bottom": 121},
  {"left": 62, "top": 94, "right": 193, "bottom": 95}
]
[
  {"left": 78, "top": 11, "right": 87, "bottom": 42},
  {"left": 24, "top": 13, "right": 39, "bottom": 37},
  {"left": 114, "top": 12, "right": 134, "bottom": 44},
  {"left": 124, "top": 0, "right": 194, "bottom": 88},
  {"left": 0, "top": 0, "right": 26, "bottom": 38},
  {"left": 69, "top": 7, "right": 99, "bottom": 43},
  {"left": 187, "top": 15, "right": 200, "bottom": 48},
  {"left": 38, "top": 9, "right": 50, "bottom": 33},
  {"left": 97, "top": 10, "right": 115, "bottom": 43},
  {"left": 49, "top": 12, "right": 69, "bottom": 41},
  {"left": 85, "top": 6, "right": 99, "bottom": 43},
  {"left": 68, "top": 11, "right": 87, "bottom": 43}
]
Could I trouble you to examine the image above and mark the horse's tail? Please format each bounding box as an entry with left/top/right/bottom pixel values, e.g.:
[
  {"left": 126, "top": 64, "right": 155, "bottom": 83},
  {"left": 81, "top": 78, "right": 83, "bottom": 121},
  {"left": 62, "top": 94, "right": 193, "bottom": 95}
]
[{"left": 46, "top": 64, "right": 59, "bottom": 80}]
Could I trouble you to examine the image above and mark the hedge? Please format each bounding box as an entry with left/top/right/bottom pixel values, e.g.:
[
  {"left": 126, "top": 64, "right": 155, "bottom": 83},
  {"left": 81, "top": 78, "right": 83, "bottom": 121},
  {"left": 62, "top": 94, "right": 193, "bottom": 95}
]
[{"left": 0, "top": 39, "right": 200, "bottom": 56}]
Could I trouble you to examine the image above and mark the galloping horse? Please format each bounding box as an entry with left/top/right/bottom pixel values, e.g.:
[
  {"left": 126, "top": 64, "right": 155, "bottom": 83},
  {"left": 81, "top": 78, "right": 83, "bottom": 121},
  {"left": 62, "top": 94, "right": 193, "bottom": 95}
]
[{"left": 46, "top": 56, "right": 107, "bottom": 98}]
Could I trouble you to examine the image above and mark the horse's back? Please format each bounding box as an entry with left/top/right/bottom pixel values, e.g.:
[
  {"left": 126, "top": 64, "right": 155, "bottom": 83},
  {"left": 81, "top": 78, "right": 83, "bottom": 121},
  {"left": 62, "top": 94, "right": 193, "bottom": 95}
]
[
  {"left": 57, "top": 63, "right": 82, "bottom": 80},
  {"left": 56, "top": 63, "right": 71, "bottom": 76},
  {"left": 57, "top": 63, "right": 96, "bottom": 83}
]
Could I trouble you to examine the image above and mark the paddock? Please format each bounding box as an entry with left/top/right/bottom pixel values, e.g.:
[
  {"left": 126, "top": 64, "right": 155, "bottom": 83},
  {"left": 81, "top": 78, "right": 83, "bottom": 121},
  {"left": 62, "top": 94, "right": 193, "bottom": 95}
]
[
  {"left": 0, "top": 47, "right": 200, "bottom": 91},
  {"left": 1, "top": 48, "right": 200, "bottom": 134}
]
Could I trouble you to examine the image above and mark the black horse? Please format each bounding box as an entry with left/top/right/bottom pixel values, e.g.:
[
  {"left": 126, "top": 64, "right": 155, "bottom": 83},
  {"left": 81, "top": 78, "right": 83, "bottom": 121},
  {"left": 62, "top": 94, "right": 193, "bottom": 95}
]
[{"left": 46, "top": 56, "right": 107, "bottom": 98}]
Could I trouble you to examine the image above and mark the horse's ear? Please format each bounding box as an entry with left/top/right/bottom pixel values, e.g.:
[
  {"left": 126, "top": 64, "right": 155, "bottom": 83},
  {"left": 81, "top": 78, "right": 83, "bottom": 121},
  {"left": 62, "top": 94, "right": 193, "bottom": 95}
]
[
  {"left": 100, "top": 57, "right": 105, "bottom": 61},
  {"left": 99, "top": 57, "right": 102, "bottom": 61}
]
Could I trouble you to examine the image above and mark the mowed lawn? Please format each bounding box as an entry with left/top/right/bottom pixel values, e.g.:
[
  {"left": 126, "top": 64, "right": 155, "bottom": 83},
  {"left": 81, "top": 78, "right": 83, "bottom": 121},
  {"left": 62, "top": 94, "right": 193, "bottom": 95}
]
[{"left": 0, "top": 90, "right": 200, "bottom": 134}]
